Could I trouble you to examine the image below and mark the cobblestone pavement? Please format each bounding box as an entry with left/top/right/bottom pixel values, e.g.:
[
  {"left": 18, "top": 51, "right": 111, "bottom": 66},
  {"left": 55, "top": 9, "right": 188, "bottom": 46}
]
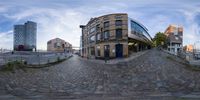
[{"left": 0, "top": 48, "right": 200, "bottom": 100}]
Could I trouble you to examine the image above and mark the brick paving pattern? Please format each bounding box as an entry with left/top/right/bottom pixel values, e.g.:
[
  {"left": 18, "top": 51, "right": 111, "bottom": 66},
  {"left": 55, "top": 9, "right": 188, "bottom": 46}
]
[{"left": 0, "top": 48, "right": 200, "bottom": 100}]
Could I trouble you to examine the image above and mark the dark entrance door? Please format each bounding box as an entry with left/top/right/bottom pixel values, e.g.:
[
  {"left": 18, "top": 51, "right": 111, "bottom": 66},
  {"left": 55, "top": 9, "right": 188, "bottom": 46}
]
[
  {"left": 18, "top": 45, "right": 24, "bottom": 51},
  {"left": 104, "top": 45, "right": 110, "bottom": 58},
  {"left": 115, "top": 44, "right": 123, "bottom": 58}
]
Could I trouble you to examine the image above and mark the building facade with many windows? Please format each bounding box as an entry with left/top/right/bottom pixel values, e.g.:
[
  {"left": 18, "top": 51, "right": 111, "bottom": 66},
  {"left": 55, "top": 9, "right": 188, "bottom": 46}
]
[
  {"left": 164, "top": 25, "right": 183, "bottom": 55},
  {"left": 14, "top": 21, "right": 37, "bottom": 51},
  {"left": 80, "top": 13, "right": 152, "bottom": 59}
]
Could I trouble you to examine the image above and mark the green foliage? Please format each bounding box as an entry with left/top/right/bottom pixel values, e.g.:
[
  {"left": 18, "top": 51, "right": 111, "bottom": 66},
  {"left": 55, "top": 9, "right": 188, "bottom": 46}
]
[
  {"left": 1, "top": 61, "right": 27, "bottom": 72},
  {"left": 153, "top": 32, "right": 167, "bottom": 48}
]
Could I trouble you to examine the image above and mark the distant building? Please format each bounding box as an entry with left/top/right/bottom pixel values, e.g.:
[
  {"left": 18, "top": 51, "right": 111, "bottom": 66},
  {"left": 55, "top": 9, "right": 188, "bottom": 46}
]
[
  {"left": 14, "top": 21, "right": 37, "bottom": 51},
  {"left": 164, "top": 25, "right": 183, "bottom": 55},
  {"left": 79, "top": 35, "right": 83, "bottom": 56},
  {"left": 47, "top": 38, "right": 72, "bottom": 52},
  {"left": 183, "top": 44, "right": 193, "bottom": 53},
  {"left": 80, "top": 13, "right": 152, "bottom": 59},
  {"left": 193, "top": 41, "right": 200, "bottom": 59}
]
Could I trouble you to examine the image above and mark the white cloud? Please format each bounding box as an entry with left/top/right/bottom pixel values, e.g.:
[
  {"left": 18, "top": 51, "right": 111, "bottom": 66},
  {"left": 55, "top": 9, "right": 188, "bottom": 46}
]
[
  {"left": 29, "top": 8, "right": 84, "bottom": 50},
  {"left": 0, "top": 30, "right": 13, "bottom": 49},
  {"left": 0, "top": 0, "right": 200, "bottom": 50},
  {"left": 0, "top": 5, "right": 8, "bottom": 12}
]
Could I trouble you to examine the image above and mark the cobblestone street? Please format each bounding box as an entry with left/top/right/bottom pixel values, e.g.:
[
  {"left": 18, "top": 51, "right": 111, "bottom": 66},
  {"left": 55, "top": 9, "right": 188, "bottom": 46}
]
[{"left": 0, "top": 49, "right": 200, "bottom": 100}]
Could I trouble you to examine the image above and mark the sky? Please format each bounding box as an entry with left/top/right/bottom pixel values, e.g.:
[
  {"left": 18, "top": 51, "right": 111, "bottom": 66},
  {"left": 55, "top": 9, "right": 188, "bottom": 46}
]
[{"left": 0, "top": 0, "right": 200, "bottom": 50}]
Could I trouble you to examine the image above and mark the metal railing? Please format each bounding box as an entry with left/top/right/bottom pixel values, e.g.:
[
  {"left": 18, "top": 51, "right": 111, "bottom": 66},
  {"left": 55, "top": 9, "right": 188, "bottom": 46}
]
[{"left": 0, "top": 52, "right": 72, "bottom": 66}]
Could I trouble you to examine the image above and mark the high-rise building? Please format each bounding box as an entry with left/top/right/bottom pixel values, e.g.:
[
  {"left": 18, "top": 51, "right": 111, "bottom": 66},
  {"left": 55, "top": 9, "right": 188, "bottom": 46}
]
[
  {"left": 14, "top": 21, "right": 37, "bottom": 51},
  {"left": 80, "top": 13, "right": 152, "bottom": 59},
  {"left": 164, "top": 25, "right": 183, "bottom": 55}
]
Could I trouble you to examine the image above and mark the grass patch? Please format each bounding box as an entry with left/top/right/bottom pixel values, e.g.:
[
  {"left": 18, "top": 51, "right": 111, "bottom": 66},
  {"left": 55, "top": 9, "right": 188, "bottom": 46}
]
[{"left": 1, "top": 61, "right": 27, "bottom": 72}]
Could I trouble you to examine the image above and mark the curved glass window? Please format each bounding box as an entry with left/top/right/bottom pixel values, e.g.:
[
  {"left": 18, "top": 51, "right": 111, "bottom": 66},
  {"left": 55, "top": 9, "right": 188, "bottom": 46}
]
[{"left": 130, "top": 20, "right": 151, "bottom": 40}]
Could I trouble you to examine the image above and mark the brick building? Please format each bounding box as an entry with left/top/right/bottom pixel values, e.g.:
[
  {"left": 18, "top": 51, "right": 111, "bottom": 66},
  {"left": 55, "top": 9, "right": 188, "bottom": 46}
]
[
  {"left": 47, "top": 38, "right": 72, "bottom": 53},
  {"left": 80, "top": 13, "right": 152, "bottom": 59}
]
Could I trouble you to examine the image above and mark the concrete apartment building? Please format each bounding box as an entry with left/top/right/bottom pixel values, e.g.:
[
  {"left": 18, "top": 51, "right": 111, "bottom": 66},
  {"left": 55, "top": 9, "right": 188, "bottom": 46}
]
[
  {"left": 47, "top": 38, "right": 72, "bottom": 53},
  {"left": 14, "top": 21, "right": 37, "bottom": 51},
  {"left": 164, "top": 25, "right": 183, "bottom": 55},
  {"left": 80, "top": 13, "right": 152, "bottom": 59}
]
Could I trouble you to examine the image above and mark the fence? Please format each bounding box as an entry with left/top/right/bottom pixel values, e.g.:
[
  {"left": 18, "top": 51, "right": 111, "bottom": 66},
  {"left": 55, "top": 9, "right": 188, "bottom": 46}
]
[{"left": 0, "top": 52, "right": 72, "bottom": 66}]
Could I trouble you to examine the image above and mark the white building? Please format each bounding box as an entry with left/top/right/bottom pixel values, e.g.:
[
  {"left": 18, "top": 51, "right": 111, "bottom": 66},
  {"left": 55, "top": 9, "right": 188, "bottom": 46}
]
[{"left": 164, "top": 25, "right": 183, "bottom": 55}]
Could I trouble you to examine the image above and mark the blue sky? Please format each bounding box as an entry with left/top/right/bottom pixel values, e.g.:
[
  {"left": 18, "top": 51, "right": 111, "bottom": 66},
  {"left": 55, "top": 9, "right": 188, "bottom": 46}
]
[{"left": 0, "top": 0, "right": 200, "bottom": 50}]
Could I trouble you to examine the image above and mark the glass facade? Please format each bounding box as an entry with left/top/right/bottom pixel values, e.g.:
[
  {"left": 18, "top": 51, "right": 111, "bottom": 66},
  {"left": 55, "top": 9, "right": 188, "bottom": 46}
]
[
  {"left": 131, "top": 21, "right": 146, "bottom": 36},
  {"left": 129, "top": 19, "right": 151, "bottom": 41},
  {"left": 14, "top": 25, "right": 25, "bottom": 47},
  {"left": 25, "top": 21, "right": 37, "bottom": 49},
  {"left": 14, "top": 21, "right": 37, "bottom": 51}
]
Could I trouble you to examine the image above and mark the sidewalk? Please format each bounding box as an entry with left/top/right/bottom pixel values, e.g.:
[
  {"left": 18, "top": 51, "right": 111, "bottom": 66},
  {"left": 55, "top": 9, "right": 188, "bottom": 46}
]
[{"left": 81, "top": 50, "right": 149, "bottom": 64}]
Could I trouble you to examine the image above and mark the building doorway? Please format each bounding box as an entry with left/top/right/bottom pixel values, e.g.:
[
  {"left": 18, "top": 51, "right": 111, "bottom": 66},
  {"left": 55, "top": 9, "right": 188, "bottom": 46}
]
[
  {"left": 18, "top": 45, "right": 24, "bottom": 51},
  {"left": 115, "top": 44, "right": 123, "bottom": 58},
  {"left": 104, "top": 45, "right": 110, "bottom": 58}
]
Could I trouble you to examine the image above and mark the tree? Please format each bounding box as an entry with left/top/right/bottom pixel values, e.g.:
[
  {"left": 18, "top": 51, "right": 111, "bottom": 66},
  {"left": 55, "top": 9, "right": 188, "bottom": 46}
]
[{"left": 153, "top": 32, "right": 167, "bottom": 48}]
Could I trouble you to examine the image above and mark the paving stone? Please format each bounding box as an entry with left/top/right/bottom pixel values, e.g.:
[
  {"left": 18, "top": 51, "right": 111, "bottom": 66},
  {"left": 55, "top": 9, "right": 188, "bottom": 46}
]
[{"left": 0, "top": 49, "right": 200, "bottom": 99}]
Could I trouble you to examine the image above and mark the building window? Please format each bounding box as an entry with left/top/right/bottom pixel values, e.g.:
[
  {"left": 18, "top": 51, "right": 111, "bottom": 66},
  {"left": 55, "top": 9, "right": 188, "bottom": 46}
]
[
  {"left": 97, "top": 46, "right": 101, "bottom": 56},
  {"left": 175, "top": 36, "right": 179, "bottom": 40},
  {"left": 104, "top": 21, "right": 109, "bottom": 28},
  {"left": 90, "top": 35, "right": 95, "bottom": 43},
  {"left": 96, "top": 33, "right": 101, "bottom": 41},
  {"left": 90, "top": 47, "right": 95, "bottom": 56},
  {"left": 54, "top": 43, "right": 57, "bottom": 48},
  {"left": 115, "top": 20, "right": 122, "bottom": 26},
  {"left": 116, "top": 29, "right": 122, "bottom": 39},
  {"left": 174, "top": 28, "right": 178, "bottom": 35},
  {"left": 96, "top": 24, "right": 100, "bottom": 31},
  {"left": 57, "top": 42, "right": 61, "bottom": 48},
  {"left": 104, "top": 31, "right": 110, "bottom": 40},
  {"left": 115, "top": 15, "right": 122, "bottom": 19},
  {"left": 90, "top": 27, "right": 96, "bottom": 33}
]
